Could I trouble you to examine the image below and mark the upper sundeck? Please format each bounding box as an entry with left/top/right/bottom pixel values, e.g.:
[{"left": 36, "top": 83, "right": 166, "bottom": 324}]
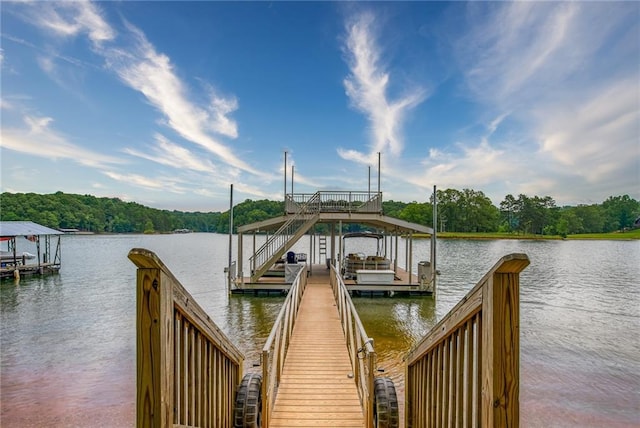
[{"left": 285, "top": 191, "right": 382, "bottom": 214}]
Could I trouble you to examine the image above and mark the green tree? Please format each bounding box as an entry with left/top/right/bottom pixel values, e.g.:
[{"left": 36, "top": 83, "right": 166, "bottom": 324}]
[{"left": 602, "top": 195, "right": 639, "bottom": 231}]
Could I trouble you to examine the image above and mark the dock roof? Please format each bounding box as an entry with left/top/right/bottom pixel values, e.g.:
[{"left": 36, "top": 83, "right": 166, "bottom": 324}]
[
  {"left": 237, "top": 212, "right": 433, "bottom": 235},
  {"left": 0, "top": 221, "right": 64, "bottom": 237}
]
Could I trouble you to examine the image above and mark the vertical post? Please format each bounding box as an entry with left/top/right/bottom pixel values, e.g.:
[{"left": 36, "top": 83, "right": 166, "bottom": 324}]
[
  {"left": 394, "top": 231, "right": 398, "bottom": 273},
  {"left": 377, "top": 152, "right": 381, "bottom": 195},
  {"left": 283, "top": 151, "right": 287, "bottom": 213},
  {"left": 368, "top": 165, "right": 371, "bottom": 199},
  {"left": 228, "top": 184, "right": 234, "bottom": 294},
  {"left": 309, "top": 230, "right": 313, "bottom": 275},
  {"left": 338, "top": 221, "right": 343, "bottom": 269},
  {"left": 408, "top": 232, "right": 413, "bottom": 284},
  {"left": 330, "top": 223, "right": 336, "bottom": 268},
  {"left": 136, "top": 266, "right": 172, "bottom": 427},
  {"left": 291, "top": 165, "right": 295, "bottom": 196},
  {"left": 481, "top": 262, "right": 524, "bottom": 426},
  {"left": 431, "top": 185, "right": 437, "bottom": 296},
  {"left": 238, "top": 232, "right": 243, "bottom": 286}
]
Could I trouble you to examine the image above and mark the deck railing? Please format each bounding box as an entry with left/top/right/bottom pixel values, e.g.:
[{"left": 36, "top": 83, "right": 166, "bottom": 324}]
[
  {"left": 130, "top": 248, "right": 245, "bottom": 428},
  {"left": 330, "top": 264, "right": 376, "bottom": 428},
  {"left": 261, "top": 264, "right": 308, "bottom": 427},
  {"left": 404, "top": 253, "right": 529, "bottom": 428},
  {"left": 286, "top": 191, "right": 383, "bottom": 214}
]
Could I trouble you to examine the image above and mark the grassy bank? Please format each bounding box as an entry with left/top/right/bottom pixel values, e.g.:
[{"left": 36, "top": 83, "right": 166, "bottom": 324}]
[{"left": 414, "top": 229, "right": 640, "bottom": 240}]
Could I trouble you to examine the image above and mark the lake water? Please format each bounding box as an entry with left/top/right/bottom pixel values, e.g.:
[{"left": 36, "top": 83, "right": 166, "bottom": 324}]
[{"left": 1, "top": 234, "right": 638, "bottom": 427}]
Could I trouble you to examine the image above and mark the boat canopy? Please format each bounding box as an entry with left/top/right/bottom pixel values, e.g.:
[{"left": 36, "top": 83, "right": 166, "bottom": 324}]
[{"left": 0, "top": 221, "right": 64, "bottom": 238}]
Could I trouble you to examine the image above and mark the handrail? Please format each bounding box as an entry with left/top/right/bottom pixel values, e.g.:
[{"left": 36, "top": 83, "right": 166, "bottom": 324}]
[
  {"left": 261, "top": 264, "right": 308, "bottom": 427},
  {"left": 129, "top": 248, "right": 245, "bottom": 428},
  {"left": 286, "top": 191, "right": 382, "bottom": 214},
  {"left": 250, "top": 193, "right": 320, "bottom": 278},
  {"left": 330, "top": 264, "right": 376, "bottom": 428},
  {"left": 404, "top": 253, "right": 529, "bottom": 428}
]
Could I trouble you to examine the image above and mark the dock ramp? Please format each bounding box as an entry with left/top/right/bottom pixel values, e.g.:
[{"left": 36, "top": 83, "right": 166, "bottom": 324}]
[{"left": 131, "top": 249, "right": 528, "bottom": 427}]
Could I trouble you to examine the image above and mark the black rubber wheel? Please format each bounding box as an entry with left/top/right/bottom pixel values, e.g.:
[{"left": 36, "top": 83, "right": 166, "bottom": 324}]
[
  {"left": 233, "top": 373, "right": 262, "bottom": 428},
  {"left": 374, "top": 376, "right": 399, "bottom": 428}
]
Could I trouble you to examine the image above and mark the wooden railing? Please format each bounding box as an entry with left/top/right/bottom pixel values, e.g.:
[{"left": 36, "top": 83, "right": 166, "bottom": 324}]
[
  {"left": 130, "top": 248, "right": 245, "bottom": 428},
  {"left": 261, "top": 264, "right": 308, "bottom": 427},
  {"left": 286, "top": 191, "right": 383, "bottom": 214},
  {"left": 404, "top": 253, "right": 529, "bottom": 428},
  {"left": 330, "top": 264, "right": 376, "bottom": 428}
]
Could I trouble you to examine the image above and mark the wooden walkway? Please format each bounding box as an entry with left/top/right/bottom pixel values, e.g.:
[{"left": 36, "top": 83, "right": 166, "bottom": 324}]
[{"left": 269, "top": 270, "right": 364, "bottom": 427}]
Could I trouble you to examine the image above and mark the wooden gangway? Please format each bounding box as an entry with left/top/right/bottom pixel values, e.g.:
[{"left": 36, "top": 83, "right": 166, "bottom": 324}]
[
  {"left": 131, "top": 248, "right": 528, "bottom": 428},
  {"left": 268, "top": 269, "right": 363, "bottom": 427}
]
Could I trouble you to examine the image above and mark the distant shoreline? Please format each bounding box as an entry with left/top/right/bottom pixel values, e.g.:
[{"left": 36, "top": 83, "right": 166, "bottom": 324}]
[{"left": 414, "top": 229, "right": 640, "bottom": 241}]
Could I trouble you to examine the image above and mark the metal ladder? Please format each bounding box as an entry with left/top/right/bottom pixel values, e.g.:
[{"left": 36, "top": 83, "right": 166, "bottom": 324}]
[{"left": 318, "top": 235, "right": 327, "bottom": 264}]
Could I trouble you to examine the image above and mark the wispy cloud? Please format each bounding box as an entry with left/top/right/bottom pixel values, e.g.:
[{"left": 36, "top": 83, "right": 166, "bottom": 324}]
[
  {"left": 409, "top": 139, "right": 523, "bottom": 192},
  {"left": 339, "top": 11, "right": 426, "bottom": 165},
  {"left": 10, "top": 0, "right": 267, "bottom": 182},
  {"left": 123, "top": 133, "right": 217, "bottom": 174},
  {"left": 1, "top": 114, "right": 125, "bottom": 168},
  {"left": 103, "top": 171, "right": 188, "bottom": 194},
  {"left": 422, "top": 1, "right": 640, "bottom": 203},
  {"left": 101, "top": 21, "right": 259, "bottom": 176},
  {"left": 537, "top": 77, "right": 639, "bottom": 184},
  {"left": 26, "top": 0, "right": 114, "bottom": 46}
]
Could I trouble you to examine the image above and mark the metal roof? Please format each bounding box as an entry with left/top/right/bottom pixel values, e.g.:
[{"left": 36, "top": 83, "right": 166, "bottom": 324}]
[
  {"left": 0, "top": 221, "right": 64, "bottom": 237},
  {"left": 237, "top": 212, "right": 433, "bottom": 235}
]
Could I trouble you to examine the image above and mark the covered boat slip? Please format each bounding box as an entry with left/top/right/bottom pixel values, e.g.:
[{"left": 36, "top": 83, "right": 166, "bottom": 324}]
[
  {"left": 0, "top": 221, "right": 63, "bottom": 279},
  {"left": 231, "top": 191, "right": 437, "bottom": 296}
]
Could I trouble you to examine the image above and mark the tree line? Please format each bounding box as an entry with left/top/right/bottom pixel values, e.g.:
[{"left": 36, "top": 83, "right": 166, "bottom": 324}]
[{"left": 1, "top": 190, "right": 638, "bottom": 236}]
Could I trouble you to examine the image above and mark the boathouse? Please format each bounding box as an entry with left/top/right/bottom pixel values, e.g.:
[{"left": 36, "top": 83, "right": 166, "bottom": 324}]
[
  {"left": 0, "top": 221, "right": 63, "bottom": 279},
  {"left": 231, "top": 190, "right": 438, "bottom": 296}
]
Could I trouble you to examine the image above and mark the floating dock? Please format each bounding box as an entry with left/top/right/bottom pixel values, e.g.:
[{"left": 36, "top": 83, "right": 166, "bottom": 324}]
[{"left": 230, "top": 190, "right": 437, "bottom": 296}]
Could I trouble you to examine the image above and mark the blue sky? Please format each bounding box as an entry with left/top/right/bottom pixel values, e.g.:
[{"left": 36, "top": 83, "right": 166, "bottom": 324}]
[{"left": 1, "top": 1, "right": 638, "bottom": 212}]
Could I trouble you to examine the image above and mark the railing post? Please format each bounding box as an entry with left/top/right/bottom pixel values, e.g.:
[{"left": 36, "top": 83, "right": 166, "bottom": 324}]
[
  {"left": 366, "top": 349, "right": 376, "bottom": 428},
  {"left": 136, "top": 266, "right": 173, "bottom": 428},
  {"left": 481, "top": 259, "right": 526, "bottom": 427}
]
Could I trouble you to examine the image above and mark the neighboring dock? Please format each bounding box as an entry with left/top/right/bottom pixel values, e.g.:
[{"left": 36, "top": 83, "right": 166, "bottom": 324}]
[{"left": 0, "top": 221, "right": 63, "bottom": 279}]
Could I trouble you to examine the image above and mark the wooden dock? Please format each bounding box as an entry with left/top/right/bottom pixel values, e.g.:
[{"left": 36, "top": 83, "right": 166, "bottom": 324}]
[
  {"left": 269, "top": 269, "right": 364, "bottom": 427},
  {"left": 234, "top": 264, "right": 431, "bottom": 297}
]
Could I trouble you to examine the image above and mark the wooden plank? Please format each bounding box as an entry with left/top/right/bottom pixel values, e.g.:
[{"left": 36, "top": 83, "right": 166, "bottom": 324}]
[{"left": 269, "top": 280, "right": 364, "bottom": 427}]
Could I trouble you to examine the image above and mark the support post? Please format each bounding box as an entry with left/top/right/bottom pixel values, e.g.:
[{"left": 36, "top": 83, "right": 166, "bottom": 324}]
[
  {"left": 431, "top": 185, "right": 437, "bottom": 296},
  {"left": 283, "top": 151, "right": 287, "bottom": 210},
  {"left": 481, "top": 261, "right": 524, "bottom": 426},
  {"left": 238, "top": 232, "right": 244, "bottom": 286},
  {"left": 377, "top": 152, "right": 381, "bottom": 195},
  {"left": 228, "top": 184, "right": 233, "bottom": 294}
]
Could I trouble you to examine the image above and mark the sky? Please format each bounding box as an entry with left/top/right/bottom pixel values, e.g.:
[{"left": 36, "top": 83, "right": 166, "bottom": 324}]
[{"left": 1, "top": 1, "right": 638, "bottom": 212}]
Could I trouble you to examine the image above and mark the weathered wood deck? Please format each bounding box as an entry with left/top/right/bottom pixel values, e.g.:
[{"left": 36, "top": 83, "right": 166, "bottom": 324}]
[
  {"left": 235, "top": 264, "right": 430, "bottom": 296},
  {"left": 269, "top": 269, "right": 364, "bottom": 427}
]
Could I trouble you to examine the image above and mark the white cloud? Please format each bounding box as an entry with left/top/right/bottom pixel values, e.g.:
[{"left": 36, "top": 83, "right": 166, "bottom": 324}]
[
  {"left": 339, "top": 11, "right": 426, "bottom": 164},
  {"left": 12, "top": 1, "right": 267, "bottom": 180},
  {"left": 538, "top": 77, "right": 639, "bottom": 181},
  {"left": 443, "top": 2, "right": 640, "bottom": 203},
  {"left": 28, "top": 1, "right": 114, "bottom": 45},
  {"left": 103, "top": 171, "right": 187, "bottom": 194},
  {"left": 1, "top": 114, "right": 124, "bottom": 168},
  {"left": 409, "top": 139, "right": 523, "bottom": 191},
  {"left": 124, "top": 134, "right": 217, "bottom": 174},
  {"left": 99, "top": 22, "right": 264, "bottom": 177}
]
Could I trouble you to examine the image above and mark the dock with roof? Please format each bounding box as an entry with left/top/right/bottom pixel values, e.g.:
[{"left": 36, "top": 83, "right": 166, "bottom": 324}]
[
  {"left": 230, "top": 190, "right": 438, "bottom": 296},
  {"left": 0, "top": 221, "right": 63, "bottom": 279}
]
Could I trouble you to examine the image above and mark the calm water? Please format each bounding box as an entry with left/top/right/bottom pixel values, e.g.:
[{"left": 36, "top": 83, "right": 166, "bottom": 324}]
[{"left": 1, "top": 234, "right": 638, "bottom": 427}]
